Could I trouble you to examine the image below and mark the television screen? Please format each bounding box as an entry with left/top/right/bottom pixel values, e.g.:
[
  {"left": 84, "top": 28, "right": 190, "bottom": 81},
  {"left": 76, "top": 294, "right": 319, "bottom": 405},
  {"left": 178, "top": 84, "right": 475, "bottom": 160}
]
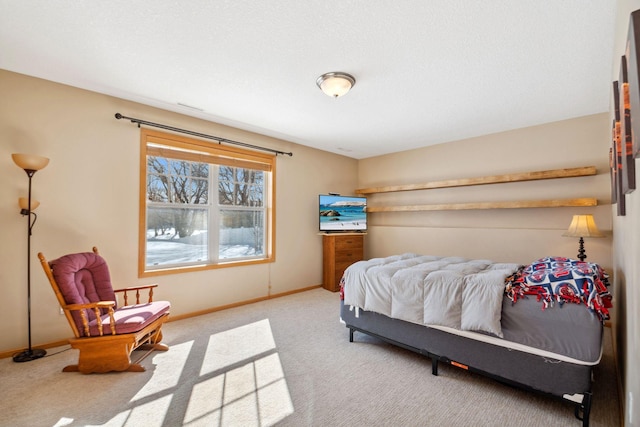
[{"left": 319, "top": 194, "right": 367, "bottom": 232}]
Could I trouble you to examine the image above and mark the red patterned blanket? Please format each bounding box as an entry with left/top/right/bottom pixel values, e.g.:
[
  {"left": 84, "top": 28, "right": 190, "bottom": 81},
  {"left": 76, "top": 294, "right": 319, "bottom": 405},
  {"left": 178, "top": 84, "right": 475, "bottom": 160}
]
[{"left": 505, "top": 256, "right": 612, "bottom": 321}]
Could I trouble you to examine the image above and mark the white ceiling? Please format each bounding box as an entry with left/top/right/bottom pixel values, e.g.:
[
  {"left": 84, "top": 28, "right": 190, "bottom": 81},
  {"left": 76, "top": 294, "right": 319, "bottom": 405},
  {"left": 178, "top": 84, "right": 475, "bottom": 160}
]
[{"left": 0, "top": 1, "right": 617, "bottom": 159}]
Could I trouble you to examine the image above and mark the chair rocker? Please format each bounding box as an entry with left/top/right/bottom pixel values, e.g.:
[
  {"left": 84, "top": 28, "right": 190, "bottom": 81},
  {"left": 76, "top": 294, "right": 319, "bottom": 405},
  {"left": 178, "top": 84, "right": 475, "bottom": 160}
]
[{"left": 38, "top": 247, "right": 170, "bottom": 374}]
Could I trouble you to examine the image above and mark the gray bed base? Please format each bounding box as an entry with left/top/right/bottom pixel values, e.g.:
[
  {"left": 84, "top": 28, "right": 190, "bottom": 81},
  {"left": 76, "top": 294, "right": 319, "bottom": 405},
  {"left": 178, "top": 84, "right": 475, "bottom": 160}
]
[{"left": 340, "top": 300, "right": 595, "bottom": 427}]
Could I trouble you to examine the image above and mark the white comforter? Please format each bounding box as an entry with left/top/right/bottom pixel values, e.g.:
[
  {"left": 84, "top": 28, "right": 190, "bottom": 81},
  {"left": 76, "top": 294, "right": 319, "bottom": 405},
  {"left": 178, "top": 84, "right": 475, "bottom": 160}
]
[{"left": 342, "top": 254, "right": 519, "bottom": 337}]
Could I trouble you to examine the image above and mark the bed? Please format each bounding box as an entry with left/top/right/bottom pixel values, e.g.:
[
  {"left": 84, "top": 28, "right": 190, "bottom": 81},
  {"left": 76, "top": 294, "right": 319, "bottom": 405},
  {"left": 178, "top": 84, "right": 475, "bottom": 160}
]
[{"left": 339, "top": 254, "right": 612, "bottom": 427}]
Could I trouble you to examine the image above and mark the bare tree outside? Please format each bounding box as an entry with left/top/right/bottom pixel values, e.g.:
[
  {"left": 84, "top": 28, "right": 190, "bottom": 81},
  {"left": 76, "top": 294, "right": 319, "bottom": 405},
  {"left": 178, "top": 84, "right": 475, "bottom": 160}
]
[
  {"left": 218, "top": 166, "right": 265, "bottom": 256},
  {"left": 146, "top": 157, "right": 266, "bottom": 266},
  {"left": 147, "top": 157, "right": 209, "bottom": 238}
]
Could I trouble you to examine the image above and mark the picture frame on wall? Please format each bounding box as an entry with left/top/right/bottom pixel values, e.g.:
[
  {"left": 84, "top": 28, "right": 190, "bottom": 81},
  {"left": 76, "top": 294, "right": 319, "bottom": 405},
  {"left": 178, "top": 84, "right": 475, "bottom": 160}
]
[
  {"left": 619, "top": 56, "right": 636, "bottom": 194},
  {"left": 626, "top": 9, "right": 640, "bottom": 158},
  {"left": 613, "top": 81, "right": 626, "bottom": 216},
  {"left": 610, "top": 145, "right": 617, "bottom": 205}
]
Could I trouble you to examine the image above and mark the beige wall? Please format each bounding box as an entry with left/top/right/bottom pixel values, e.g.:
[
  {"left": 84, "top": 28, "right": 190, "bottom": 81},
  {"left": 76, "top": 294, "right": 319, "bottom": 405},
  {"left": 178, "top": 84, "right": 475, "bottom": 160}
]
[
  {"left": 612, "top": 1, "right": 640, "bottom": 425},
  {"left": 0, "top": 70, "right": 358, "bottom": 353},
  {"left": 359, "top": 113, "right": 612, "bottom": 268}
]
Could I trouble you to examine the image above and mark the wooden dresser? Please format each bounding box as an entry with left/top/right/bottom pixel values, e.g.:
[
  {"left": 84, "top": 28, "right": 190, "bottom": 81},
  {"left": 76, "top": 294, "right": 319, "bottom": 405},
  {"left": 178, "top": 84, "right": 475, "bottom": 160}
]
[{"left": 322, "top": 233, "right": 364, "bottom": 292}]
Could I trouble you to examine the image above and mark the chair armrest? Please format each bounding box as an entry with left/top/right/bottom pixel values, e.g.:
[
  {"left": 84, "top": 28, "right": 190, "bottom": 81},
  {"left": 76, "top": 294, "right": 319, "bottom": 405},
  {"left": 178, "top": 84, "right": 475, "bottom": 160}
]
[
  {"left": 64, "top": 301, "right": 116, "bottom": 337},
  {"left": 66, "top": 301, "right": 116, "bottom": 311},
  {"left": 113, "top": 284, "right": 158, "bottom": 292},
  {"left": 113, "top": 284, "right": 159, "bottom": 305}
]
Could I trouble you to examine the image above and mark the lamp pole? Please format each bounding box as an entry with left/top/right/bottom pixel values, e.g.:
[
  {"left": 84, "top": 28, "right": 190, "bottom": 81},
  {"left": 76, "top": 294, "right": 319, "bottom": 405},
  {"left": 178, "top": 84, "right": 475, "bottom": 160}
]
[
  {"left": 576, "top": 237, "right": 586, "bottom": 261},
  {"left": 12, "top": 153, "right": 49, "bottom": 363},
  {"left": 13, "top": 168, "right": 46, "bottom": 362}
]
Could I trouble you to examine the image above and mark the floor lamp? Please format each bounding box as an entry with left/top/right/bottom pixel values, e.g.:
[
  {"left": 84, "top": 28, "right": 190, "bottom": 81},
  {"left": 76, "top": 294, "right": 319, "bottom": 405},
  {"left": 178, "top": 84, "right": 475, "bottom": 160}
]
[{"left": 12, "top": 153, "right": 49, "bottom": 363}]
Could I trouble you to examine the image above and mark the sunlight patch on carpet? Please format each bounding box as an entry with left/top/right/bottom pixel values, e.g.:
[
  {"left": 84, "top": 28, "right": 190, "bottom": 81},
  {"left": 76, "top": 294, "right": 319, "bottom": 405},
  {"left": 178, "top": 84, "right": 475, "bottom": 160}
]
[
  {"left": 85, "top": 395, "right": 173, "bottom": 427},
  {"left": 200, "top": 318, "right": 277, "bottom": 375},
  {"left": 184, "top": 319, "right": 294, "bottom": 426},
  {"left": 132, "top": 340, "right": 194, "bottom": 401}
]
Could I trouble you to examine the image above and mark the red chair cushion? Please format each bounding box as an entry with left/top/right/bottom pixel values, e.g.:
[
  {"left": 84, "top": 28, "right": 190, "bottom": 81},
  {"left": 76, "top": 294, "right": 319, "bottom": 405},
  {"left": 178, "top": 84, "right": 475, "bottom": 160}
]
[
  {"left": 50, "top": 252, "right": 116, "bottom": 335},
  {"left": 88, "top": 301, "right": 171, "bottom": 335}
]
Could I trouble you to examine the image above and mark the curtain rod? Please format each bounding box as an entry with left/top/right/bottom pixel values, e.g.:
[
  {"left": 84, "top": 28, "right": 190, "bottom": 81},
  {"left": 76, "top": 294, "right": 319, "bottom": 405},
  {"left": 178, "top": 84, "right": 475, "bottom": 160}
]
[{"left": 114, "top": 113, "right": 293, "bottom": 157}]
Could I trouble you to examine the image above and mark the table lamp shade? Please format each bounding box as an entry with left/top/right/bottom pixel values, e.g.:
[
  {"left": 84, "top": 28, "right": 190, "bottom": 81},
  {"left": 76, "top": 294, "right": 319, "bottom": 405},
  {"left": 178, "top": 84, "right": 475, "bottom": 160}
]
[{"left": 562, "top": 215, "right": 603, "bottom": 238}]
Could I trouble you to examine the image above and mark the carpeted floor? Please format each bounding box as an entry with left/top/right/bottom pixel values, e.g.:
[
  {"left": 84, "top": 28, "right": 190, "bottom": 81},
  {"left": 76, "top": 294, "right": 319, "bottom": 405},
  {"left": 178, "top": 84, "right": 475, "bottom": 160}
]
[{"left": 0, "top": 287, "right": 620, "bottom": 426}]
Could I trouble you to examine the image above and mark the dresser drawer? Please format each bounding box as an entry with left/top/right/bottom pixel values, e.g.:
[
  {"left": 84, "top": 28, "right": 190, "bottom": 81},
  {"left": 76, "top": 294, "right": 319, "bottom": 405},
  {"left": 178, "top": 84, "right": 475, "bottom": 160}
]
[
  {"left": 335, "top": 259, "right": 359, "bottom": 274},
  {"left": 335, "top": 248, "right": 363, "bottom": 263},
  {"left": 335, "top": 236, "right": 363, "bottom": 251}
]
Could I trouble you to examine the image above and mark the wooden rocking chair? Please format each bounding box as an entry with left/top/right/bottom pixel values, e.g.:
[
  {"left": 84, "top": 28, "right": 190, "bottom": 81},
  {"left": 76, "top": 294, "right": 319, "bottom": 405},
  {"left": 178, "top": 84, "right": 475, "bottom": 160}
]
[{"left": 38, "top": 247, "right": 170, "bottom": 374}]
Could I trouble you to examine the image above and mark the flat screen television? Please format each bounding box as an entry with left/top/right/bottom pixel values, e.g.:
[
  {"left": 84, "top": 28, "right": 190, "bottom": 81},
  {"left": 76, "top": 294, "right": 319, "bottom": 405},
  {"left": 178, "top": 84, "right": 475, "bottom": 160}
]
[{"left": 319, "top": 194, "right": 367, "bottom": 232}]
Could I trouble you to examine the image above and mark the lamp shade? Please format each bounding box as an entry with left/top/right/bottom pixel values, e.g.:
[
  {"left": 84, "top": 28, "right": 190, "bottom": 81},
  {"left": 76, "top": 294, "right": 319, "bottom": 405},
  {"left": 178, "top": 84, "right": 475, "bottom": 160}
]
[
  {"left": 18, "top": 197, "right": 39, "bottom": 211},
  {"left": 12, "top": 153, "right": 49, "bottom": 171},
  {"left": 316, "top": 72, "right": 356, "bottom": 98},
  {"left": 562, "top": 214, "right": 604, "bottom": 238}
]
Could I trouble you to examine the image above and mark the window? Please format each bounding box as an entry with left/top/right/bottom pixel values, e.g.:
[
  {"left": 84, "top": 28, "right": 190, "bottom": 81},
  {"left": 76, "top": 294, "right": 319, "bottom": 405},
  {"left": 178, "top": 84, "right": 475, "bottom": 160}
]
[{"left": 139, "top": 129, "right": 275, "bottom": 276}]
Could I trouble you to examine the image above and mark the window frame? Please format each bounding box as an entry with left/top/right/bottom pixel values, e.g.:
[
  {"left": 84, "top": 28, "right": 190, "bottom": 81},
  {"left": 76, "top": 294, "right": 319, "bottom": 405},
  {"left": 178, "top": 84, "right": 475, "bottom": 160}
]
[{"left": 138, "top": 129, "right": 276, "bottom": 277}]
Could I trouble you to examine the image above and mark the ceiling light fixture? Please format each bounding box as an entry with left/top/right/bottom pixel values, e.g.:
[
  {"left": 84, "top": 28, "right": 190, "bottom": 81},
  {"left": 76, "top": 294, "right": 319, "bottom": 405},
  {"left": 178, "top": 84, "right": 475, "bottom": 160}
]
[{"left": 316, "top": 72, "right": 356, "bottom": 98}]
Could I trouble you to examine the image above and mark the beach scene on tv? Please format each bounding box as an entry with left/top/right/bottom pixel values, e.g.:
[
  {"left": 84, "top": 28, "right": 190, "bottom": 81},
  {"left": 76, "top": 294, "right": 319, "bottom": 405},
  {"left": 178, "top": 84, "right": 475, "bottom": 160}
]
[{"left": 319, "top": 195, "right": 367, "bottom": 231}]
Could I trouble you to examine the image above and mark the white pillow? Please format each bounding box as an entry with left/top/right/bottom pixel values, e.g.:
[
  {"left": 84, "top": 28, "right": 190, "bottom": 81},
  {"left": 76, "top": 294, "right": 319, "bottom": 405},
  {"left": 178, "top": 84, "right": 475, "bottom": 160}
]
[
  {"left": 422, "top": 270, "right": 464, "bottom": 329},
  {"left": 460, "top": 270, "right": 510, "bottom": 338}
]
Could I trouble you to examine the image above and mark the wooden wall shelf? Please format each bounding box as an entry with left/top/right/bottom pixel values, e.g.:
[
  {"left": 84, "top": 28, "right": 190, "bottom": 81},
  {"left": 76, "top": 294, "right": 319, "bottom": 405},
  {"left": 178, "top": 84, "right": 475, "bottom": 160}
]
[
  {"left": 365, "top": 198, "right": 598, "bottom": 213},
  {"left": 355, "top": 166, "right": 596, "bottom": 195},
  {"left": 357, "top": 165, "right": 599, "bottom": 212}
]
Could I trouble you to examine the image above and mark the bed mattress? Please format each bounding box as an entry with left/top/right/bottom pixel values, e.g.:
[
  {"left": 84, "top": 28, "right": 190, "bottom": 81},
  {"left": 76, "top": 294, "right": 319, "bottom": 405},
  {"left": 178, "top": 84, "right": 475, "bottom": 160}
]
[
  {"left": 340, "top": 300, "right": 596, "bottom": 396},
  {"left": 500, "top": 292, "right": 603, "bottom": 364},
  {"left": 342, "top": 254, "right": 604, "bottom": 364}
]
